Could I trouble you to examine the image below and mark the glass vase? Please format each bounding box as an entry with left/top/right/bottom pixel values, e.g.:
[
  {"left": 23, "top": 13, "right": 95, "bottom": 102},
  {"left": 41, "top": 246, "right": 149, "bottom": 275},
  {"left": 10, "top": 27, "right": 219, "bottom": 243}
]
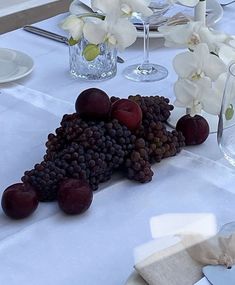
[
  {"left": 217, "top": 61, "right": 235, "bottom": 166},
  {"left": 69, "top": 37, "right": 117, "bottom": 81}
]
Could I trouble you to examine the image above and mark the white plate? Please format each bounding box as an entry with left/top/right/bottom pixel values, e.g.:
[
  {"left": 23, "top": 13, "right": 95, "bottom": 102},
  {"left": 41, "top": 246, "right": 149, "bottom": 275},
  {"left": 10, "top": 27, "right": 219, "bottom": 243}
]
[
  {"left": 0, "top": 48, "right": 34, "bottom": 83},
  {"left": 70, "top": 0, "right": 223, "bottom": 39},
  {"left": 125, "top": 271, "right": 147, "bottom": 285}
]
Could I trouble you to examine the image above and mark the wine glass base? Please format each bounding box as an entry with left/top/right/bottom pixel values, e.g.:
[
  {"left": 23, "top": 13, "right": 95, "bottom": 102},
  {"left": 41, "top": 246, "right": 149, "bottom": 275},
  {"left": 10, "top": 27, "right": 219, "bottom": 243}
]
[{"left": 123, "top": 63, "right": 168, "bottom": 82}]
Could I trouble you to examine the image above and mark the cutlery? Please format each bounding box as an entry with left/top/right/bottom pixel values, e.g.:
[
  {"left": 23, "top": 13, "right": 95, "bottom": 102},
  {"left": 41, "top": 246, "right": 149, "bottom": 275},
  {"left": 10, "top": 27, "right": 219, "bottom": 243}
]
[
  {"left": 221, "top": 0, "right": 235, "bottom": 6},
  {"left": 23, "top": 25, "right": 125, "bottom": 63}
]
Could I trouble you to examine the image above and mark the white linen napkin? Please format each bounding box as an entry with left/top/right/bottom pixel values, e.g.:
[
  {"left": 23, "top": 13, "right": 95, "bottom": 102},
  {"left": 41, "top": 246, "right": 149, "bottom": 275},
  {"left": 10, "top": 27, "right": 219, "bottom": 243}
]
[
  {"left": 0, "top": 84, "right": 74, "bottom": 241},
  {"left": 2, "top": 85, "right": 235, "bottom": 284}
]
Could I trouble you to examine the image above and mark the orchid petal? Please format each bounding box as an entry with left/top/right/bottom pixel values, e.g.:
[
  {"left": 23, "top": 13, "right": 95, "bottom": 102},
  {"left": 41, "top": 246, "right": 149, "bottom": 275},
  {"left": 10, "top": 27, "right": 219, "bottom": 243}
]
[
  {"left": 193, "top": 76, "right": 219, "bottom": 114},
  {"left": 173, "top": 51, "right": 198, "bottom": 78},
  {"left": 204, "top": 53, "right": 226, "bottom": 79},
  {"left": 192, "top": 43, "right": 210, "bottom": 71},
  {"left": 201, "top": 89, "right": 222, "bottom": 115},
  {"left": 83, "top": 19, "right": 107, "bottom": 44},
  {"left": 60, "top": 15, "right": 84, "bottom": 40},
  {"left": 112, "top": 18, "right": 137, "bottom": 50},
  {"left": 192, "top": 43, "right": 226, "bottom": 80},
  {"left": 201, "top": 74, "right": 225, "bottom": 115},
  {"left": 121, "top": 0, "right": 153, "bottom": 17},
  {"left": 174, "top": 79, "right": 198, "bottom": 107},
  {"left": 196, "top": 77, "right": 212, "bottom": 98}
]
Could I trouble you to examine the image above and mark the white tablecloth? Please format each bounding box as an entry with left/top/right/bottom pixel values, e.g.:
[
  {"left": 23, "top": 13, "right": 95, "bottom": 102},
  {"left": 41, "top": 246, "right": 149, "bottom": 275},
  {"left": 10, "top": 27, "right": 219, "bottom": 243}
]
[{"left": 0, "top": 3, "right": 235, "bottom": 284}]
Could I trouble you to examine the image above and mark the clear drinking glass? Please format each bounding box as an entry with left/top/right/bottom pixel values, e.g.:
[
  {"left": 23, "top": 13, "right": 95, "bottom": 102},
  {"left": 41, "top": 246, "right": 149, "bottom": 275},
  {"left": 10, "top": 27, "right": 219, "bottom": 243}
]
[
  {"left": 69, "top": 37, "right": 117, "bottom": 81},
  {"left": 123, "top": 0, "right": 171, "bottom": 82},
  {"left": 217, "top": 61, "right": 235, "bottom": 166},
  {"left": 217, "top": 62, "right": 235, "bottom": 246}
]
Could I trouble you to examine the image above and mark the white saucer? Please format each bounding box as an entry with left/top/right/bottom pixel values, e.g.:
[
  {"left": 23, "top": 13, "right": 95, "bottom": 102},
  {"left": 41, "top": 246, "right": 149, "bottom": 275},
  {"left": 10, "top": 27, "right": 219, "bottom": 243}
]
[
  {"left": 125, "top": 271, "right": 147, "bottom": 285},
  {"left": 0, "top": 48, "right": 34, "bottom": 83}
]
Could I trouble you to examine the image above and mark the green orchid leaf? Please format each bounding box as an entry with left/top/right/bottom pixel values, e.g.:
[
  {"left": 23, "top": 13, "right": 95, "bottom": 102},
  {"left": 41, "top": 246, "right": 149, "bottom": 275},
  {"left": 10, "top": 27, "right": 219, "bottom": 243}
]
[
  {"left": 225, "top": 104, "right": 234, "bottom": 121},
  {"left": 83, "top": 44, "right": 100, "bottom": 61}
]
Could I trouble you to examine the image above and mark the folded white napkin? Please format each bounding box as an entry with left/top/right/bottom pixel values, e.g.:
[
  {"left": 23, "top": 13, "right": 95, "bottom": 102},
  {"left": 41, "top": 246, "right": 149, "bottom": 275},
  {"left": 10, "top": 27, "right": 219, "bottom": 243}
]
[{"left": 135, "top": 232, "right": 235, "bottom": 285}]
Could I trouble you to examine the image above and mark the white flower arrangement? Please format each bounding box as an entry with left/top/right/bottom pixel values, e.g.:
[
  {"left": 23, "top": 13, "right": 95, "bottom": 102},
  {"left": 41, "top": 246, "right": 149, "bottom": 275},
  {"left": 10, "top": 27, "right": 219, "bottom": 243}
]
[
  {"left": 159, "top": 1, "right": 235, "bottom": 116},
  {"left": 60, "top": 0, "right": 154, "bottom": 61}
]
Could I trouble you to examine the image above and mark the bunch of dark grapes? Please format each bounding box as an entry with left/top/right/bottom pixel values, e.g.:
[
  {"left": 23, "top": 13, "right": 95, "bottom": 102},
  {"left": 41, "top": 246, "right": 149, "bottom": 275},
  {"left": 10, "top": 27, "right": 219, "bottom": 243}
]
[
  {"left": 137, "top": 121, "right": 185, "bottom": 163},
  {"left": 122, "top": 95, "right": 185, "bottom": 166},
  {"left": 124, "top": 138, "right": 153, "bottom": 183},
  {"left": 22, "top": 94, "right": 185, "bottom": 201},
  {"left": 22, "top": 116, "right": 136, "bottom": 201}
]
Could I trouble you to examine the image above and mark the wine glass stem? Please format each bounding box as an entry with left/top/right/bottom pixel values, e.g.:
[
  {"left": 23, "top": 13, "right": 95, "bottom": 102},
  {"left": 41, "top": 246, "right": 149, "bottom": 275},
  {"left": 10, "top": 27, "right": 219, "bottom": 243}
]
[{"left": 141, "top": 21, "right": 150, "bottom": 68}]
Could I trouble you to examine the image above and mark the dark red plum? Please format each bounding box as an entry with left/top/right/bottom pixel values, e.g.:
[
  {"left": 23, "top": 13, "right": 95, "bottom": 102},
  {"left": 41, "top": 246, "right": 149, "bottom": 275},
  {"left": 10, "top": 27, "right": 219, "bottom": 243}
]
[
  {"left": 75, "top": 88, "right": 111, "bottom": 120},
  {"left": 176, "top": 114, "right": 209, "bottom": 145},
  {"left": 111, "top": 99, "right": 142, "bottom": 131},
  {"left": 1, "top": 183, "right": 39, "bottom": 219},
  {"left": 57, "top": 179, "right": 93, "bottom": 215}
]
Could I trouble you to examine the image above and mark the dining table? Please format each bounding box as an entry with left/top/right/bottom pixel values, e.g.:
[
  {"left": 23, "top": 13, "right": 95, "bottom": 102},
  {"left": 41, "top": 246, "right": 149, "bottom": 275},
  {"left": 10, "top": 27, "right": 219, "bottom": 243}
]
[{"left": 1, "top": 2, "right": 235, "bottom": 284}]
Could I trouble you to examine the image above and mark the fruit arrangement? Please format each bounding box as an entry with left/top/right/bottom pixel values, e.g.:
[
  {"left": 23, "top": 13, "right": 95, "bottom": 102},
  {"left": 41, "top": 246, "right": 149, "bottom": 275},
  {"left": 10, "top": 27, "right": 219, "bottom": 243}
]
[{"left": 1, "top": 88, "right": 186, "bottom": 219}]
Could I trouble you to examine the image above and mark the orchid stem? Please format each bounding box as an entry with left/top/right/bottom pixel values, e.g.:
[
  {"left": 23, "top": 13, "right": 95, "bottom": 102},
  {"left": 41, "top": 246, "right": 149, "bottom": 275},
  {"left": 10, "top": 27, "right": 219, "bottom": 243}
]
[{"left": 186, "top": 108, "right": 191, "bottom": 115}]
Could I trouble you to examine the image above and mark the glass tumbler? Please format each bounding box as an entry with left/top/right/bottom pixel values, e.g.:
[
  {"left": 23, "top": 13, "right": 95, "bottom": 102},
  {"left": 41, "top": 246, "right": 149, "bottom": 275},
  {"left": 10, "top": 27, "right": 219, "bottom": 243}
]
[{"left": 69, "top": 37, "right": 117, "bottom": 81}]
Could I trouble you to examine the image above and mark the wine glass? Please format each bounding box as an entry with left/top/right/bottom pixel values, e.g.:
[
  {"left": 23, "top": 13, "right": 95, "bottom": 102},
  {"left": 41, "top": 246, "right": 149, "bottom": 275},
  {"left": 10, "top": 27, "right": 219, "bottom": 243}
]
[
  {"left": 217, "top": 61, "right": 235, "bottom": 237},
  {"left": 123, "top": 0, "right": 172, "bottom": 82}
]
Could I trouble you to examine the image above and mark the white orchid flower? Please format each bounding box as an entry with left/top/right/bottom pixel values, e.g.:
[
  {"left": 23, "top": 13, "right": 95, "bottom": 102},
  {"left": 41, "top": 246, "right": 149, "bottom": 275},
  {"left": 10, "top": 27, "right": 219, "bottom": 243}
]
[
  {"left": 175, "top": 75, "right": 225, "bottom": 116},
  {"left": 168, "top": 0, "right": 199, "bottom": 7},
  {"left": 83, "top": 17, "right": 137, "bottom": 50},
  {"left": 159, "top": 21, "right": 228, "bottom": 53},
  {"left": 174, "top": 43, "right": 226, "bottom": 80},
  {"left": 174, "top": 77, "right": 214, "bottom": 115},
  {"left": 173, "top": 43, "right": 226, "bottom": 115},
  {"left": 60, "top": 15, "right": 84, "bottom": 40},
  {"left": 159, "top": 21, "right": 203, "bottom": 49},
  {"left": 120, "top": 0, "right": 153, "bottom": 17}
]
